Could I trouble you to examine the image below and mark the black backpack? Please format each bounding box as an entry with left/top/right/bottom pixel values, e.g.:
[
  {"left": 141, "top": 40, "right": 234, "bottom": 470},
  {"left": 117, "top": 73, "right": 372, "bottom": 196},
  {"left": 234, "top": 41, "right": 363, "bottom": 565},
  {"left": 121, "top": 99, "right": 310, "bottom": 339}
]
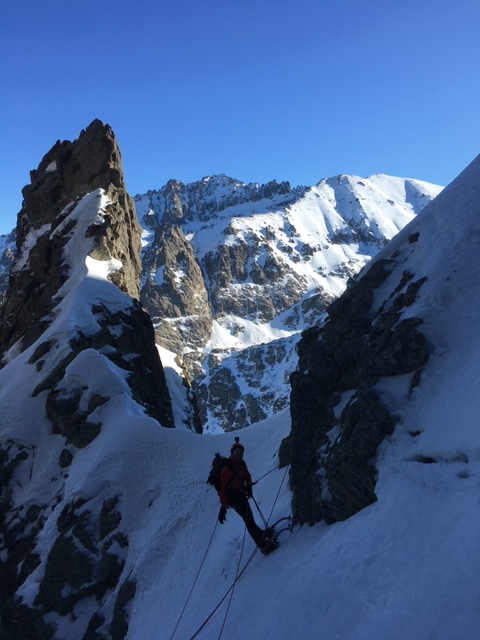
[{"left": 206, "top": 453, "right": 234, "bottom": 493}]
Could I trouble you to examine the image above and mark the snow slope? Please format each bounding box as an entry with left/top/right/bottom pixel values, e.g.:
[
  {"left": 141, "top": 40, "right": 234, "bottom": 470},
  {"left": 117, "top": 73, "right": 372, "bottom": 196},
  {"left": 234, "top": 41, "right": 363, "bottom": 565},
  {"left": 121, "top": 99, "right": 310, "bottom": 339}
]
[
  {"left": 130, "top": 159, "right": 480, "bottom": 639},
  {"left": 1, "top": 160, "right": 479, "bottom": 639}
]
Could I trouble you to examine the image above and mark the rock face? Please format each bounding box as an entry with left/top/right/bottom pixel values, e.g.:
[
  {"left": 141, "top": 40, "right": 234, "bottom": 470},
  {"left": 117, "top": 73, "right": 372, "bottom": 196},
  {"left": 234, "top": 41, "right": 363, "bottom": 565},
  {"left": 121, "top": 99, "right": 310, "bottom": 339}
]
[
  {"left": 0, "top": 438, "right": 137, "bottom": 640},
  {"left": 0, "top": 151, "right": 442, "bottom": 435},
  {"left": 0, "top": 119, "right": 174, "bottom": 427},
  {"left": 0, "top": 120, "right": 141, "bottom": 355},
  {"left": 196, "top": 335, "right": 298, "bottom": 431},
  {"left": 0, "top": 231, "right": 16, "bottom": 304},
  {"left": 284, "top": 240, "right": 432, "bottom": 525},
  {"left": 0, "top": 121, "right": 174, "bottom": 639},
  {"left": 136, "top": 173, "right": 442, "bottom": 431},
  {"left": 137, "top": 175, "right": 306, "bottom": 383},
  {"left": 0, "top": 169, "right": 440, "bottom": 430},
  {"left": 140, "top": 222, "right": 212, "bottom": 359}
]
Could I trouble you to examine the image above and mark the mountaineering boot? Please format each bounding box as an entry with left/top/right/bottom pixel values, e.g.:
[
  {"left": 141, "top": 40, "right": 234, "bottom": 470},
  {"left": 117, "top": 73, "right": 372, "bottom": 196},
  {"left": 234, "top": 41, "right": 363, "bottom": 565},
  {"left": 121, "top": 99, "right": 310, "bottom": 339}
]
[
  {"left": 262, "top": 526, "right": 275, "bottom": 539},
  {"left": 259, "top": 527, "right": 278, "bottom": 554},
  {"left": 260, "top": 539, "right": 278, "bottom": 555}
]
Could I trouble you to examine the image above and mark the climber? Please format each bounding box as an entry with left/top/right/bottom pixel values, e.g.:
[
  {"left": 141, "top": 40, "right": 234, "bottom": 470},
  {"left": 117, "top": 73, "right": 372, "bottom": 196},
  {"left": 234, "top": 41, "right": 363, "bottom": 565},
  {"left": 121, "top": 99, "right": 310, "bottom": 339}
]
[{"left": 217, "top": 438, "right": 276, "bottom": 555}]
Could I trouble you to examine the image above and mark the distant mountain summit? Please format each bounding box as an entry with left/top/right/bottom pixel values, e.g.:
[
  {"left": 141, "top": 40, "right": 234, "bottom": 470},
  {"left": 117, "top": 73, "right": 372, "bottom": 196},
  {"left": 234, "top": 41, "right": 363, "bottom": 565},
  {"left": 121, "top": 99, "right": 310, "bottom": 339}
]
[
  {"left": 134, "top": 172, "right": 442, "bottom": 431},
  {"left": 139, "top": 174, "right": 294, "bottom": 225},
  {"left": 0, "top": 131, "right": 443, "bottom": 434}
]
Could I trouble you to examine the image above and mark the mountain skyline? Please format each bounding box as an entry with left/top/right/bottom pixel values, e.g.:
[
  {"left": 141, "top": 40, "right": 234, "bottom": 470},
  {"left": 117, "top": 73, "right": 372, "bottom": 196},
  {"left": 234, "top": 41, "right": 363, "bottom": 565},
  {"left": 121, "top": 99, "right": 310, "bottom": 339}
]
[
  {"left": 0, "top": 134, "right": 445, "bottom": 437},
  {"left": 0, "top": 167, "right": 446, "bottom": 238}
]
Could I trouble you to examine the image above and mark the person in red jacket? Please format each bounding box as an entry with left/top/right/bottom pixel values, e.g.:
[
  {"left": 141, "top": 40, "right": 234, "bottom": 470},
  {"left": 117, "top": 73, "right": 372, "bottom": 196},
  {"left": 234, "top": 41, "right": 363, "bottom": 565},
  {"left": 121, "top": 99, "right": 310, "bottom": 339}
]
[{"left": 218, "top": 439, "right": 275, "bottom": 555}]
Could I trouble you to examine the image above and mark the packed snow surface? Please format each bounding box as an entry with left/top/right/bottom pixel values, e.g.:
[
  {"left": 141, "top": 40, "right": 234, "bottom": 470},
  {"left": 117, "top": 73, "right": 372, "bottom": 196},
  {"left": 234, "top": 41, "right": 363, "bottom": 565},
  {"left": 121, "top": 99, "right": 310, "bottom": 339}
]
[{"left": 1, "top": 162, "right": 479, "bottom": 639}]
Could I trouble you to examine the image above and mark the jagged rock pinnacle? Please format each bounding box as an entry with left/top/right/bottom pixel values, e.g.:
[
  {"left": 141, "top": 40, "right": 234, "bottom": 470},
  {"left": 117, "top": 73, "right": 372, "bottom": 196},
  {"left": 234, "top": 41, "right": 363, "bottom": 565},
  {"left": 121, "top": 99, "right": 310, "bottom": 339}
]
[{"left": 0, "top": 120, "right": 142, "bottom": 358}]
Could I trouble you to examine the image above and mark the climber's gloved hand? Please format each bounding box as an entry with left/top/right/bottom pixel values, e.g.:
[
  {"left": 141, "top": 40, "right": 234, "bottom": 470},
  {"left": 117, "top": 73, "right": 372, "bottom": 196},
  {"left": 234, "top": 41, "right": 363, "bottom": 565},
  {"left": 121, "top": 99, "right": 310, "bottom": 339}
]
[
  {"left": 218, "top": 506, "right": 227, "bottom": 524},
  {"left": 246, "top": 487, "right": 253, "bottom": 498}
]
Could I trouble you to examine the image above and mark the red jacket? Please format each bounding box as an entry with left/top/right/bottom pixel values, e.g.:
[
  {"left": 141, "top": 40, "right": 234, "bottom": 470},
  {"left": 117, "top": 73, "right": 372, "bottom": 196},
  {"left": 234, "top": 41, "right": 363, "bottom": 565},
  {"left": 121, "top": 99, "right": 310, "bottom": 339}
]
[{"left": 219, "top": 456, "right": 253, "bottom": 507}]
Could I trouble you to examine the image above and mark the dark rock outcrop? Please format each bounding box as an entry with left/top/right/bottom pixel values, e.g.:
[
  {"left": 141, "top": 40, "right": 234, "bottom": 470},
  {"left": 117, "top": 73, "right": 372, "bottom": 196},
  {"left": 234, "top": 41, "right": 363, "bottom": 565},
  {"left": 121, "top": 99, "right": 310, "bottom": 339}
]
[
  {"left": 196, "top": 336, "right": 295, "bottom": 431},
  {"left": 287, "top": 258, "right": 432, "bottom": 525},
  {"left": 140, "top": 222, "right": 212, "bottom": 362},
  {"left": 0, "top": 119, "right": 142, "bottom": 358},
  {"left": 140, "top": 175, "right": 293, "bottom": 227},
  {"left": 0, "top": 456, "right": 133, "bottom": 639}
]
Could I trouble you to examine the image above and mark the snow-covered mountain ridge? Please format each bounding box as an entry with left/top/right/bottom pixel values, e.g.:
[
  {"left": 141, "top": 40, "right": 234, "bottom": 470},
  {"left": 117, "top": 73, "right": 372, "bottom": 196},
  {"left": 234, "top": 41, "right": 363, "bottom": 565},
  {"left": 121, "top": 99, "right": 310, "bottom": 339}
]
[
  {"left": 0, "top": 170, "right": 442, "bottom": 433},
  {"left": 0, "top": 120, "right": 478, "bottom": 640},
  {"left": 0, "top": 170, "right": 443, "bottom": 434},
  {"left": 134, "top": 172, "right": 442, "bottom": 431}
]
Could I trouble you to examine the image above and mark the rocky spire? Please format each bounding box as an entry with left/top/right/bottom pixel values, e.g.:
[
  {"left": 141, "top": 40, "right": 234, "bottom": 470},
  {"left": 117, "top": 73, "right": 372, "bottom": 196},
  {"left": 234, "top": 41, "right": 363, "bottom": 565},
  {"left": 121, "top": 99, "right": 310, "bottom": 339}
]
[
  {"left": 0, "top": 121, "right": 174, "bottom": 637},
  {"left": 0, "top": 119, "right": 142, "bottom": 358},
  {"left": 0, "top": 118, "right": 173, "bottom": 427}
]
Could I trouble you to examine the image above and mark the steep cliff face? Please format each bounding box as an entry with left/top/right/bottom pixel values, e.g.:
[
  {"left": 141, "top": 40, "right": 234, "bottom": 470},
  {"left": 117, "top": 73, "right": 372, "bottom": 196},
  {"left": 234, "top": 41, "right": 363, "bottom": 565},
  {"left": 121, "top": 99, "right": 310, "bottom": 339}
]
[
  {"left": 141, "top": 175, "right": 293, "bottom": 226},
  {"left": 137, "top": 175, "right": 303, "bottom": 364},
  {"left": 0, "top": 122, "right": 174, "bottom": 639},
  {"left": 0, "top": 119, "right": 142, "bottom": 357},
  {"left": 0, "top": 118, "right": 173, "bottom": 426},
  {"left": 0, "top": 231, "right": 16, "bottom": 303},
  {"left": 286, "top": 258, "right": 430, "bottom": 524},
  {"left": 0, "top": 153, "right": 443, "bottom": 436},
  {"left": 140, "top": 223, "right": 212, "bottom": 361},
  {"left": 285, "top": 157, "right": 479, "bottom": 525}
]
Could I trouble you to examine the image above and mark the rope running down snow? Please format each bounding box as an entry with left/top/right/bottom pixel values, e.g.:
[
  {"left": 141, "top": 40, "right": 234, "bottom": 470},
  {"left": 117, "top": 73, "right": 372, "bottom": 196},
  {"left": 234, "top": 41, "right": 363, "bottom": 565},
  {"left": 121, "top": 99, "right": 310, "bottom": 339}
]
[
  {"left": 188, "top": 545, "right": 259, "bottom": 640},
  {"left": 169, "top": 519, "right": 218, "bottom": 640},
  {"left": 216, "top": 520, "right": 247, "bottom": 640}
]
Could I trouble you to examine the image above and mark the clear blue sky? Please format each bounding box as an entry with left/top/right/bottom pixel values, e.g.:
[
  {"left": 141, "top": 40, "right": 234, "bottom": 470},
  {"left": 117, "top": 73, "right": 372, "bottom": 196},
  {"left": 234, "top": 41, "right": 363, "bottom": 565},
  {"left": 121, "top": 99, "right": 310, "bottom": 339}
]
[{"left": 1, "top": 0, "right": 479, "bottom": 235}]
